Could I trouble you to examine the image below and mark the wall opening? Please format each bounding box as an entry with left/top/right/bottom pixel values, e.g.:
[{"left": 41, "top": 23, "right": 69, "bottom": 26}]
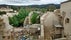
[{"left": 65, "top": 18, "right": 69, "bottom": 24}]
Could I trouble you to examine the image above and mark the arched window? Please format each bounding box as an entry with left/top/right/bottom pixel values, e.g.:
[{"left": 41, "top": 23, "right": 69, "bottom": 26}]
[{"left": 65, "top": 18, "right": 70, "bottom": 24}]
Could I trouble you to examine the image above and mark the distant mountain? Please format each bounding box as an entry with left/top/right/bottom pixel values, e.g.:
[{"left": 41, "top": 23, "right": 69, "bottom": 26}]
[
  {"left": 0, "top": 4, "right": 60, "bottom": 10},
  {"left": 25, "top": 4, "right": 60, "bottom": 9}
]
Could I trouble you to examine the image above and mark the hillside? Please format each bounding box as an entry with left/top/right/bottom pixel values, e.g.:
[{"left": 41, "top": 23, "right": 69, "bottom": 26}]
[{"left": 0, "top": 4, "right": 60, "bottom": 9}]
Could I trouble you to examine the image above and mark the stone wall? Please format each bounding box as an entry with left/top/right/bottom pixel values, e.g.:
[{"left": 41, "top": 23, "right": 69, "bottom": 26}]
[
  {"left": 0, "top": 18, "right": 5, "bottom": 40},
  {"left": 61, "top": 1, "right": 71, "bottom": 37}
]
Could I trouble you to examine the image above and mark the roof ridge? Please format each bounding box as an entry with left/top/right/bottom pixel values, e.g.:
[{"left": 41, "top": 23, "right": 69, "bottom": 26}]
[{"left": 61, "top": 1, "right": 71, "bottom": 4}]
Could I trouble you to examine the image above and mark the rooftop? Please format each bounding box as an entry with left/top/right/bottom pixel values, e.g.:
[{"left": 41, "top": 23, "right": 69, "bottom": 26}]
[{"left": 61, "top": 1, "right": 71, "bottom": 4}]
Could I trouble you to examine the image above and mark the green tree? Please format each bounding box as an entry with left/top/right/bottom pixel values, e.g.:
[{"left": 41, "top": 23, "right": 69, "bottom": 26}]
[
  {"left": 31, "top": 12, "right": 39, "bottom": 24},
  {"left": 9, "top": 15, "right": 19, "bottom": 27},
  {"left": 9, "top": 8, "right": 30, "bottom": 27},
  {"left": 41, "top": 8, "right": 47, "bottom": 13},
  {"left": 18, "top": 8, "right": 29, "bottom": 23},
  {"left": 47, "top": 5, "right": 56, "bottom": 12},
  {"left": 10, "top": 6, "right": 20, "bottom": 11}
]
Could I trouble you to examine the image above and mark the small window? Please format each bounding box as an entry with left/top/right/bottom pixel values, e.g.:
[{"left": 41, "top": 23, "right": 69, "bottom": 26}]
[
  {"left": 65, "top": 18, "right": 69, "bottom": 23},
  {"left": 58, "top": 15, "right": 62, "bottom": 19},
  {"left": 2, "top": 36, "right": 5, "bottom": 38}
]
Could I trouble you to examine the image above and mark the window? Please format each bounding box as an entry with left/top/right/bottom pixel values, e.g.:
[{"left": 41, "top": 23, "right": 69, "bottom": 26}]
[
  {"left": 65, "top": 18, "right": 69, "bottom": 24},
  {"left": 58, "top": 15, "right": 62, "bottom": 19},
  {"left": 2, "top": 36, "right": 5, "bottom": 38},
  {"left": 62, "top": 11, "right": 66, "bottom": 17}
]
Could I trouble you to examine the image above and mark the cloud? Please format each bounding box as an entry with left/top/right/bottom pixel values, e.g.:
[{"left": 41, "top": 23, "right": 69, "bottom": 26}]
[{"left": 0, "top": 0, "right": 67, "bottom": 5}]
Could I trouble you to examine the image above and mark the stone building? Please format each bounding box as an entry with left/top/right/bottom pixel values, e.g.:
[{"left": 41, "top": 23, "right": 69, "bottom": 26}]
[
  {"left": 54, "top": 9, "right": 64, "bottom": 38},
  {"left": 0, "top": 5, "right": 13, "bottom": 13},
  {"left": 24, "top": 16, "right": 29, "bottom": 26},
  {"left": 40, "top": 12, "right": 57, "bottom": 40},
  {"left": 1, "top": 15, "right": 13, "bottom": 31},
  {"left": 0, "top": 15, "right": 13, "bottom": 40},
  {"left": 0, "top": 17, "right": 12, "bottom": 40},
  {"left": 29, "top": 24, "right": 41, "bottom": 40},
  {"left": 0, "top": 18, "right": 5, "bottom": 40},
  {"left": 40, "top": 10, "right": 64, "bottom": 40},
  {"left": 60, "top": 1, "right": 71, "bottom": 40}
]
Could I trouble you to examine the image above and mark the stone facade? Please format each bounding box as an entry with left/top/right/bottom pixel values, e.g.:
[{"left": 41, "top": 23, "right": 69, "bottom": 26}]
[
  {"left": 0, "top": 18, "right": 5, "bottom": 40},
  {"left": 61, "top": 1, "right": 71, "bottom": 37},
  {"left": 40, "top": 10, "right": 64, "bottom": 40}
]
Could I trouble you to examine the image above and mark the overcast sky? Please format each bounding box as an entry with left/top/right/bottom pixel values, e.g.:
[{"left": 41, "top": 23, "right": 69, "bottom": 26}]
[{"left": 0, "top": 0, "right": 67, "bottom": 5}]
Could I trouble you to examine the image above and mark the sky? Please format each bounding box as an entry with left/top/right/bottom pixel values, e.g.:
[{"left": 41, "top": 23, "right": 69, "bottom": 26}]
[{"left": 0, "top": 0, "right": 67, "bottom": 6}]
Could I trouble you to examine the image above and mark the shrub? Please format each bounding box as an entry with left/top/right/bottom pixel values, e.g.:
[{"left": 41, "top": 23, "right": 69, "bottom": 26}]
[
  {"left": 9, "top": 8, "right": 30, "bottom": 27},
  {"left": 31, "top": 12, "right": 39, "bottom": 24}
]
